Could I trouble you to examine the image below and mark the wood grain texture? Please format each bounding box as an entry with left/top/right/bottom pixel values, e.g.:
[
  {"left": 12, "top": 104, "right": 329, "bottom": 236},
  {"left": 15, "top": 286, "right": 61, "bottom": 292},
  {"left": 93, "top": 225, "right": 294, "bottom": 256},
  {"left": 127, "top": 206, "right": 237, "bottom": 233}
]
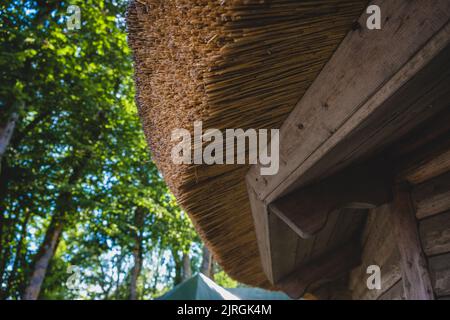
[
  {"left": 404, "top": 149, "right": 450, "bottom": 185},
  {"left": 247, "top": 0, "right": 450, "bottom": 203},
  {"left": 269, "top": 161, "right": 390, "bottom": 239},
  {"left": 268, "top": 212, "right": 298, "bottom": 284},
  {"left": 392, "top": 184, "right": 435, "bottom": 300},
  {"left": 350, "top": 206, "right": 402, "bottom": 300},
  {"left": 429, "top": 253, "right": 450, "bottom": 297},
  {"left": 413, "top": 171, "right": 450, "bottom": 220},
  {"left": 279, "top": 241, "right": 361, "bottom": 299},
  {"left": 246, "top": 179, "right": 273, "bottom": 283},
  {"left": 419, "top": 211, "right": 450, "bottom": 257},
  {"left": 378, "top": 280, "right": 405, "bottom": 300}
]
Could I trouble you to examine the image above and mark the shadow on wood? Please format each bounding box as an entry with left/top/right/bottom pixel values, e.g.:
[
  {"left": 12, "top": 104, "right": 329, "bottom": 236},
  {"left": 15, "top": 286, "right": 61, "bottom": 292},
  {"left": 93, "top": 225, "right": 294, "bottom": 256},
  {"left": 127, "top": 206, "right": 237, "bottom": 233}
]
[
  {"left": 277, "top": 241, "right": 361, "bottom": 299},
  {"left": 269, "top": 161, "right": 392, "bottom": 239}
]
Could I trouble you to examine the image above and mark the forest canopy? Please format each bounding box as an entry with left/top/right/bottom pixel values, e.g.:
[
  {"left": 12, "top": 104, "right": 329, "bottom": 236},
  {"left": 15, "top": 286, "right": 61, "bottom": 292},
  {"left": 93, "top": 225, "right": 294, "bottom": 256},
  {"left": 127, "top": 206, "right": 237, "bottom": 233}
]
[{"left": 0, "top": 0, "right": 236, "bottom": 300}]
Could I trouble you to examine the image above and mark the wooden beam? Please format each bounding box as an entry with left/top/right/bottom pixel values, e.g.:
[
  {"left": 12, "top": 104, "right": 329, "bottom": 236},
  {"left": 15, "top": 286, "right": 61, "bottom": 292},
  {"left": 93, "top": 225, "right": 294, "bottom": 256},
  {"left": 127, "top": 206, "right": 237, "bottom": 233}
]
[
  {"left": 403, "top": 148, "right": 450, "bottom": 185},
  {"left": 278, "top": 241, "right": 361, "bottom": 299},
  {"left": 392, "top": 183, "right": 435, "bottom": 300},
  {"left": 412, "top": 171, "right": 450, "bottom": 220},
  {"left": 269, "top": 160, "right": 391, "bottom": 239},
  {"left": 247, "top": 2, "right": 450, "bottom": 204},
  {"left": 391, "top": 112, "right": 450, "bottom": 217},
  {"left": 419, "top": 210, "right": 450, "bottom": 256},
  {"left": 391, "top": 109, "right": 450, "bottom": 184},
  {"left": 388, "top": 107, "right": 450, "bottom": 159},
  {"left": 268, "top": 211, "right": 300, "bottom": 284},
  {"left": 271, "top": 28, "right": 450, "bottom": 203},
  {"left": 246, "top": 179, "right": 273, "bottom": 283}
]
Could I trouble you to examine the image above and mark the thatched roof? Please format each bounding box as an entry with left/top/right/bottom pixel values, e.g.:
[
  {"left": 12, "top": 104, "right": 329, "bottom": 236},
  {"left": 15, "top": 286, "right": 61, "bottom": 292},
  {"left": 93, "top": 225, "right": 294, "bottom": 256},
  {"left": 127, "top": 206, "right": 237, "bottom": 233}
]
[{"left": 127, "top": 0, "right": 367, "bottom": 288}]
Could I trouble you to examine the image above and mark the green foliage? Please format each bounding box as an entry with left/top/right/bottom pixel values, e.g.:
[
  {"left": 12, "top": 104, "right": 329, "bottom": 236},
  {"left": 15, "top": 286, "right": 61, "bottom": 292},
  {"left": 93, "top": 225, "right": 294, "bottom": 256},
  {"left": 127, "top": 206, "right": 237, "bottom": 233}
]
[
  {"left": 0, "top": 0, "right": 205, "bottom": 300},
  {"left": 214, "top": 270, "right": 239, "bottom": 289}
]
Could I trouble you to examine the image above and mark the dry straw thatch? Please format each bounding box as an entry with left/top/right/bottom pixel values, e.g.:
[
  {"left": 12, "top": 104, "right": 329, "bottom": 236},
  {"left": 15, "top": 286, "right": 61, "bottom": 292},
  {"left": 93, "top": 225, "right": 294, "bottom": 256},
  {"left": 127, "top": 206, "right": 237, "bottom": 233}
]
[{"left": 127, "top": 0, "right": 367, "bottom": 288}]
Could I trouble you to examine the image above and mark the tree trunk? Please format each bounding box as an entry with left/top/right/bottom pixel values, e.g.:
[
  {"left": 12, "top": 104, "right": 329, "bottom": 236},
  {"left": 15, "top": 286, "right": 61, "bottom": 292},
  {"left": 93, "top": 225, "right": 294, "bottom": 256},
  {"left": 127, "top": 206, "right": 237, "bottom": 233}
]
[
  {"left": 114, "top": 254, "right": 125, "bottom": 300},
  {"left": 200, "top": 245, "right": 213, "bottom": 278},
  {"left": 182, "top": 252, "right": 191, "bottom": 281},
  {"left": 23, "top": 162, "right": 88, "bottom": 299},
  {"left": 129, "top": 207, "right": 145, "bottom": 300},
  {"left": 172, "top": 250, "right": 183, "bottom": 286},
  {"left": 22, "top": 208, "right": 65, "bottom": 300},
  {"left": 2, "top": 209, "right": 32, "bottom": 299},
  {"left": 0, "top": 211, "right": 22, "bottom": 295},
  {"left": 0, "top": 112, "right": 18, "bottom": 172},
  {"left": 0, "top": 210, "right": 9, "bottom": 291},
  {"left": 151, "top": 249, "right": 162, "bottom": 295},
  {"left": 22, "top": 111, "right": 105, "bottom": 300},
  {"left": 0, "top": 158, "right": 12, "bottom": 273},
  {"left": 0, "top": 1, "right": 62, "bottom": 171}
]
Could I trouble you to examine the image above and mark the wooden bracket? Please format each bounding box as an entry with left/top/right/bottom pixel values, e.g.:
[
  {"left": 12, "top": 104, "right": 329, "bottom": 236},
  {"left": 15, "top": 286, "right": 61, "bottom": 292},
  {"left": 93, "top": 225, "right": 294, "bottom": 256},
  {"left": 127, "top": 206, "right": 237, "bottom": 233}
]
[{"left": 269, "top": 161, "right": 392, "bottom": 239}]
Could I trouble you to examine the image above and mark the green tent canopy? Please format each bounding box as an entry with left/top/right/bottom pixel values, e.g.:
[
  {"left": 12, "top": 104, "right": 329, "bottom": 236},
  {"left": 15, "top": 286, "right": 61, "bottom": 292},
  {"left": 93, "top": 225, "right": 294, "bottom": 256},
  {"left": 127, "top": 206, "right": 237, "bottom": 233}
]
[{"left": 157, "top": 274, "right": 290, "bottom": 300}]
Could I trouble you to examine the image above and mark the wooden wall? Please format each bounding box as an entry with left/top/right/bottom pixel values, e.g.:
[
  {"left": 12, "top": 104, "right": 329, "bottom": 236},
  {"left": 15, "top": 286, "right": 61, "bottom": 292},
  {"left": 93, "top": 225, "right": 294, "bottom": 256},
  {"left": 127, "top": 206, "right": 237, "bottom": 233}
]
[
  {"left": 349, "top": 171, "right": 450, "bottom": 299},
  {"left": 415, "top": 171, "right": 450, "bottom": 299}
]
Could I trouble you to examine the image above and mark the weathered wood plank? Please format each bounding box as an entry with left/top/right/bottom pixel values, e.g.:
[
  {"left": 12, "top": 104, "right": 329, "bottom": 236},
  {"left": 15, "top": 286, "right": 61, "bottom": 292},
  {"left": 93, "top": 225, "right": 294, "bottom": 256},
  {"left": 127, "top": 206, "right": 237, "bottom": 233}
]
[
  {"left": 247, "top": 1, "right": 450, "bottom": 203},
  {"left": 293, "top": 234, "right": 316, "bottom": 271},
  {"left": 389, "top": 109, "right": 450, "bottom": 160},
  {"left": 364, "top": 248, "right": 402, "bottom": 300},
  {"left": 245, "top": 179, "right": 273, "bottom": 282},
  {"left": 391, "top": 111, "right": 450, "bottom": 186},
  {"left": 288, "top": 46, "right": 450, "bottom": 200},
  {"left": 268, "top": 200, "right": 327, "bottom": 240},
  {"left": 412, "top": 171, "right": 450, "bottom": 219},
  {"left": 274, "top": 33, "right": 450, "bottom": 200},
  {"left": 268, "top": 212, "right": 299, "bottom": 283},
  {"left": 360, "top": 208, "right": 378, "bottom": 249},
  {"left": 350, "top": 205, "right": 402, "bottom": 300},
  {"left": 404, "top": 148, "right": 450, "bottom": 185},
  {"left": 309, "top": 210, "right": 342, "bottom": 261},
  {"left": 419, "top": 211, "right": 450, "bottom": 256},
  {"left": 378, "top": 280, "right": 405, "bottom": 300},
  {"left": 351, "top": 249, "right": 402, "bottom": 300},
  {"left": 292, "top": 209, "right": 366, "bottom": 273},
  {"left": 278, "top": 241, "right": 361, "bottom": 299},
  {"left": 429, "top": 253, "right": 450, "bottom": 297},
  {"left": 416, "top": 190, "right": 450, "bottom": 220},
  {"left": 311, "top": 276, "right": 353, "bottom": 300},
  {"left": 322, "top": 209, "right": 366, "bottom": 262},
  {"left": 392, "top": 184, "right": 435, "bottom": 300}
]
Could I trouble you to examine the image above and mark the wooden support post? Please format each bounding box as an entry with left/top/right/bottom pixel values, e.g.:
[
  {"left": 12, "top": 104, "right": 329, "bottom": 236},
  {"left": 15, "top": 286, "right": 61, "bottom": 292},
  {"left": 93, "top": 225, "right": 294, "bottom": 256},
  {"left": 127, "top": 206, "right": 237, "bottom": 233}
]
[{"left": 392, "top": 183, "right": 435, "bottom": 300}]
